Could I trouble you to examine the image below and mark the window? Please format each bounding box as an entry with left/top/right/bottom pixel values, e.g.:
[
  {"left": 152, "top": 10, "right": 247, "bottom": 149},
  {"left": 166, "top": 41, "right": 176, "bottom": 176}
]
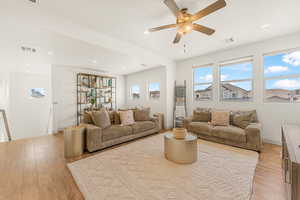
[
  {"left": 264, "top": 50, "right": 300, "bottom": 103},
  {"left": 193, "top": 66, "right": 213, "bottom": 101},
  {"left": 131, "top": 85, "right": 140, "bottom": 100},
  {"left": 149, "top": 82, "right": 160, "bottom": 99},
  {"left": 219, "top": 58, "right": 253, "bottom": 101}
]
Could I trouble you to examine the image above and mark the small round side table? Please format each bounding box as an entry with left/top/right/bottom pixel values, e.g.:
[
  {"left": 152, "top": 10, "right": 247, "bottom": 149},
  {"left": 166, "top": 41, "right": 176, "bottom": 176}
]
[
  {"left": 64, "top": 125, "right": 85, "bottom": 159},
  {"left": 164, "top": 133, "right": 198, "bottom": 164}
]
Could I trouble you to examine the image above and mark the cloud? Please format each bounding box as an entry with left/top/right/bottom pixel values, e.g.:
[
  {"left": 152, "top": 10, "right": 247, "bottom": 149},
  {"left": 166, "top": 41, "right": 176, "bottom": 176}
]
[
  {"left": 265, "top": 66, "right": 289, "bottom": 73},
  {"left": 221, "top": 74, "right": 228, "bottom": 81},
  {"left": 283, "top": 51, "right": 300, "bottom": 66},
  {"left": 273, "top": 79, "right": 300, "bottom": 89},
  {"left": 199, "top": 74, "right": 213, "bottom": 82},
  {"left": 199, "top": 74, "right": 228, "bottom": 82}
]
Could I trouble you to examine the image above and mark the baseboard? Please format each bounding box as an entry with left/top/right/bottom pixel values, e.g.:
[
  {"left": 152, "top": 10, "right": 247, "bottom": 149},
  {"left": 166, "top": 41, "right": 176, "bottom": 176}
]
[{"left": 263, "top": 138, "right": 281, "bottom": 146}]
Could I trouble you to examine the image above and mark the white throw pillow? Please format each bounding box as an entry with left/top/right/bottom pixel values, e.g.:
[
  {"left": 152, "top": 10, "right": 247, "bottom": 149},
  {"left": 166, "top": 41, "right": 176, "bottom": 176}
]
[{"left": 119, "top": 110, "right": 135, "bottom": 126}]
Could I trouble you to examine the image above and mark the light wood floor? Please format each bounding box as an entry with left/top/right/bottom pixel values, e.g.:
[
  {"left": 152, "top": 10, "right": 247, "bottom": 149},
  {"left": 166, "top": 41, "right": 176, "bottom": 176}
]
[{"left": 0, "top": 133, "right": 286, "bottom": 200}]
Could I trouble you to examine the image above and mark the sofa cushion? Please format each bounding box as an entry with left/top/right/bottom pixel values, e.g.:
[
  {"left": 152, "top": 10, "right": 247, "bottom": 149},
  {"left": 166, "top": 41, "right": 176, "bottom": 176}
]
[
  {"left": 211, "top": 110, "right": 230, "bottom": 126},
  {"left": 102, "top": 125, "right": 133, "bottom": 142},
  {"left": 91, "top": 109, "right": 111, "bottom": 129},
  {"left": 134, "top": 108, "right": 151, "bottom": 121},
  {"left": 192, "top": 108, "right": 211, "bottom": 122},
  {"left": 211, "top": 126, "right": 246, "bottom": 143},
  {"left": 83, "top": 112, "right": 93, "bottom": 124},
  {"left": 119, "top": 110, "right": 135, "bottom": 125},
  {"left": 189, "top": 122, "right": 212, "bottom": 136},
  {"left": 131, "top": 121, "right": 156, "bottom": 134}
]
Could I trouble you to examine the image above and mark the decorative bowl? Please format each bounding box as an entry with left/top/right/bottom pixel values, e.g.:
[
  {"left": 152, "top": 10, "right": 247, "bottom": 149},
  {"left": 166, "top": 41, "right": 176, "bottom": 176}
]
[{"left": 173, "top": 128, "right": 187, "bottom": 139}]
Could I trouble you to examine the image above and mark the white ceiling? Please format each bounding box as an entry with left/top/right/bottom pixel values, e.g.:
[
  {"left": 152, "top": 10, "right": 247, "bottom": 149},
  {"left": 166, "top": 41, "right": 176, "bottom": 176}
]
[
  {"left": 1, "top": 0, "right": 300, "bottom": 75},
  {"left": 39, "top": 0, "right": 300, "bottom": 60}
]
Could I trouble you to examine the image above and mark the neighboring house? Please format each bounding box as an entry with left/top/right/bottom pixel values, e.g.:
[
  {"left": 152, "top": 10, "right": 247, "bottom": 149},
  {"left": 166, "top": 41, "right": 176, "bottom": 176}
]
[
  {"left": 195, "top": 85, "right": 212, "bottom": 100},
  {"left": 132, "top": 93, "right": 140, "bottom": 99},
  {"left": 221, "top": 83, "right": 250, "bottom": 100},
  {"left": 265, "top": 89, "right": 300, "bottom": 102},
  {"left": 149, "top": 91, "right": 160, "bottom": 99},
  {"left": 194, "top": 83, "right": 251, "bottom": 101}
]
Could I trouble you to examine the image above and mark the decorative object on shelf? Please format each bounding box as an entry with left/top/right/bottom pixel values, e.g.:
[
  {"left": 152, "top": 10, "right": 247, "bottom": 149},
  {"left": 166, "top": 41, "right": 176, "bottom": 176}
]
[
  {"left": 77, "top": 73, "right": 116, "bottom": 125},
  {"left": 172, "top": 127, "right": 187, "bottom": 139}
]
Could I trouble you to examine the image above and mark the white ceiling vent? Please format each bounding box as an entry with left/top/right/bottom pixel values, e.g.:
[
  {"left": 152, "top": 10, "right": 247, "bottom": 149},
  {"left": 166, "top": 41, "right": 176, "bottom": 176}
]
[
  {"left": 21, "top": 46, "right": 37, "bottom": 53},
  {"left": 28, "top": 0, "right": 37, "bottom": 3}
]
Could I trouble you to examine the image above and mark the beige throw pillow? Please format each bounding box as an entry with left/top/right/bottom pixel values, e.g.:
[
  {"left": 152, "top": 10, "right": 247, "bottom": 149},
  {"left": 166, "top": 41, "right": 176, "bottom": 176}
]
[
  {"left": 134, "top": 108, "right": 151, "bottom": 121},
  {"left": 91, "top": 109, "right": 111, "bottom": 129},
  {"left": 211, "top": 110, "right": 230, "bottom": 126},
  {"left": 192, "top": 108, "right": 211, "bottom": 122},
  {"left": 233, "top": 113, "right": 253, "bottom": 129},
  {"left": 119, "top": 110, "right": 135, "bottom": 126}
]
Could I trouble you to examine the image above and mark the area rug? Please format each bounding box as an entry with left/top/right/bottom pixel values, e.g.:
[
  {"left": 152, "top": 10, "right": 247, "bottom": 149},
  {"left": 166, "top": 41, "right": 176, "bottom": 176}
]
[{"left": 68, "top": 134, "right": 259, "bottom": 200}]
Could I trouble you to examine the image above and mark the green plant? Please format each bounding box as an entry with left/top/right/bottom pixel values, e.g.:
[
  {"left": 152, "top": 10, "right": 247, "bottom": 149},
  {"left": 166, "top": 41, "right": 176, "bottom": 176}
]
[{"left": 90, "top": 98, "right": 96, "bottom": 105}]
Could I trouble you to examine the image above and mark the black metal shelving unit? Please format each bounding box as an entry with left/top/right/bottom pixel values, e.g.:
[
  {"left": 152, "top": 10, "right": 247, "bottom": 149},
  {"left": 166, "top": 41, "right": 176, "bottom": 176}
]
[{"left": 76, "top": 73, "right": 116, "bottom": 125}]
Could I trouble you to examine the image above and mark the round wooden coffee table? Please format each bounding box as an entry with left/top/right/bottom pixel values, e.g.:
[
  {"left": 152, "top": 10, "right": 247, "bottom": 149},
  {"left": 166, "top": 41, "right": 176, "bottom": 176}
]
[{"left": 164, "top": 133, "right": 198, "bottom": 164}]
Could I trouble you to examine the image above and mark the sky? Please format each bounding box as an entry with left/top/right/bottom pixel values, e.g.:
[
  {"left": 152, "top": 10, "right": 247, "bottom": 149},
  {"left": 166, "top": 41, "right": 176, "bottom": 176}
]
[
  {"left": 149, "top": 83, "right": 160, "bottom": 91},
  {"left": 131, "top": 82, "right": 160, "bottom": 94},
  {"left": 264, "top": 51, "right": 300, "bottom": 90},
  {"left": 194, "top": 51, "right": 300, "bottom": 91},
  {"left": 131, "top": 85, "right": 140, "bottom": 94}
]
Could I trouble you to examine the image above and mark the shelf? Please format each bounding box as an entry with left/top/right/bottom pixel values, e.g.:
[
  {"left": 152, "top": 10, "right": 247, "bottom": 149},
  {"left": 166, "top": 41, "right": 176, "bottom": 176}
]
[{"left": 77, "top": 73, "right": 117, "bottom": 125}]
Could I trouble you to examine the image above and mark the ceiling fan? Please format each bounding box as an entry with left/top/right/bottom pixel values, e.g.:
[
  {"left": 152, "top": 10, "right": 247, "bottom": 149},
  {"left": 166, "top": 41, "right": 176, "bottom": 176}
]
[{"left": 149, "top": 0, "right": 226, "bottom": 44}]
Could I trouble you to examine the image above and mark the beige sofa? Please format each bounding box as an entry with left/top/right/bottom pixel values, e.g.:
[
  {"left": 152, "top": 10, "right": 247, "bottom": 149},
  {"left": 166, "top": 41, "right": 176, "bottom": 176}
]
[
  {"left": 82, "top": 111, "right": 159, "bottom": 152},
  {"left": 184, "top": 109, "right": 262, "bottom": 152}
]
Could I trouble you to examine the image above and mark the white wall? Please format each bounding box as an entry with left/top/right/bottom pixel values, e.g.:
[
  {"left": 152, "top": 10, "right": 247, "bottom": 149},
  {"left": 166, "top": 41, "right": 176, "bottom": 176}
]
[
  {"left": 52, "top": 65, "right": 125, "bottom": 132},
  {"left": 125, "top": 67, "right": 167, "bottom": 125},
  {"left": 9, "top": 71, "right": 52, "bottom": 140},
  {"left": 176, "top": 32, "right": 300, "bottom": 144}
]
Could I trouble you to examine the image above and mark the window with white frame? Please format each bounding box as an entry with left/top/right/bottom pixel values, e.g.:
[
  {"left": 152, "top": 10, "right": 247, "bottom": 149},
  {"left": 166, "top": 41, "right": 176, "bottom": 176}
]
[
  {"left": 148, "top": 82, "right": 160, "bottom": 99},
  {"left": 130, "top": 85, "right": 140, "bottom": 100},
  {"left": 219, "top": 58, "right": 253, "bottom": 101},
  {"left": 264, "top": 49, "right": 300, "bottom": 103},
  {"left": 193, "top": 66, "right": 213, "bottom": 101}
]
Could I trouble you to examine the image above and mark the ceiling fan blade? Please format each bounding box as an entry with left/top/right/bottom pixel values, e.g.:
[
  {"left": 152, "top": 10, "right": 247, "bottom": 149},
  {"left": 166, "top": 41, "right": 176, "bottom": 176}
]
[
  {"left": 173, "top": 32, "right": 182, "bottom": 44},
  {"left": 164, "top": 0, "right": 182, "bottom": 17},
  {"left": 192, "top": 24, "right": 215, "bottom": 35},
  {"left": 192, "top": 0, "right": 226, "bottom": 21},
  {"left": 149, "top": 24, "right": 178, "bottom": 32}
]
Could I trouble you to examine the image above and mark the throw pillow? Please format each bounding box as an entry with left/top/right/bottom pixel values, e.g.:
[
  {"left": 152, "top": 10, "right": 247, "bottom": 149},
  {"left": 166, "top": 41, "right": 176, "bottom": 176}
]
[
  {"left": 134, "top": 108, "right": 151, "bottom": 121},
  {"left": 91, "top": 109, "right": 111, "bottom": 129},
  {"left": 119, "top": 110, "right": 135, "bottom": 126},
  {"left": 192, "top": 108, "right": 211, "bottom": 122},
  {"left": 211, "top": 110, "right": 230, "bottom": 126},
  {"left": 83, "top": 112, "right": 93, "bottom": 124},
  {"left": 230, "top": 110, "right": 258, "bottom": 125},
  {"left": 114, "top": 111, "right": 121, "bottom": 124},
  {"left": 108, "top": 110, "right": 115, "bottom": 124},
  {"left": 233, "top": 113, "right": 253, "bottom": 129}
]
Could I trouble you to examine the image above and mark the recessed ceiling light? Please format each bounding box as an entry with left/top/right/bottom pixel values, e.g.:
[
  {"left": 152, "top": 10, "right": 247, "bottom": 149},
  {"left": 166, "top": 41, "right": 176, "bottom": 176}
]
[
  {"left": 261, "top": 24, "right": 271, "bottom": 29},
  {"left": 144, "top": 30, "right": 150, "bottom": 35}
]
